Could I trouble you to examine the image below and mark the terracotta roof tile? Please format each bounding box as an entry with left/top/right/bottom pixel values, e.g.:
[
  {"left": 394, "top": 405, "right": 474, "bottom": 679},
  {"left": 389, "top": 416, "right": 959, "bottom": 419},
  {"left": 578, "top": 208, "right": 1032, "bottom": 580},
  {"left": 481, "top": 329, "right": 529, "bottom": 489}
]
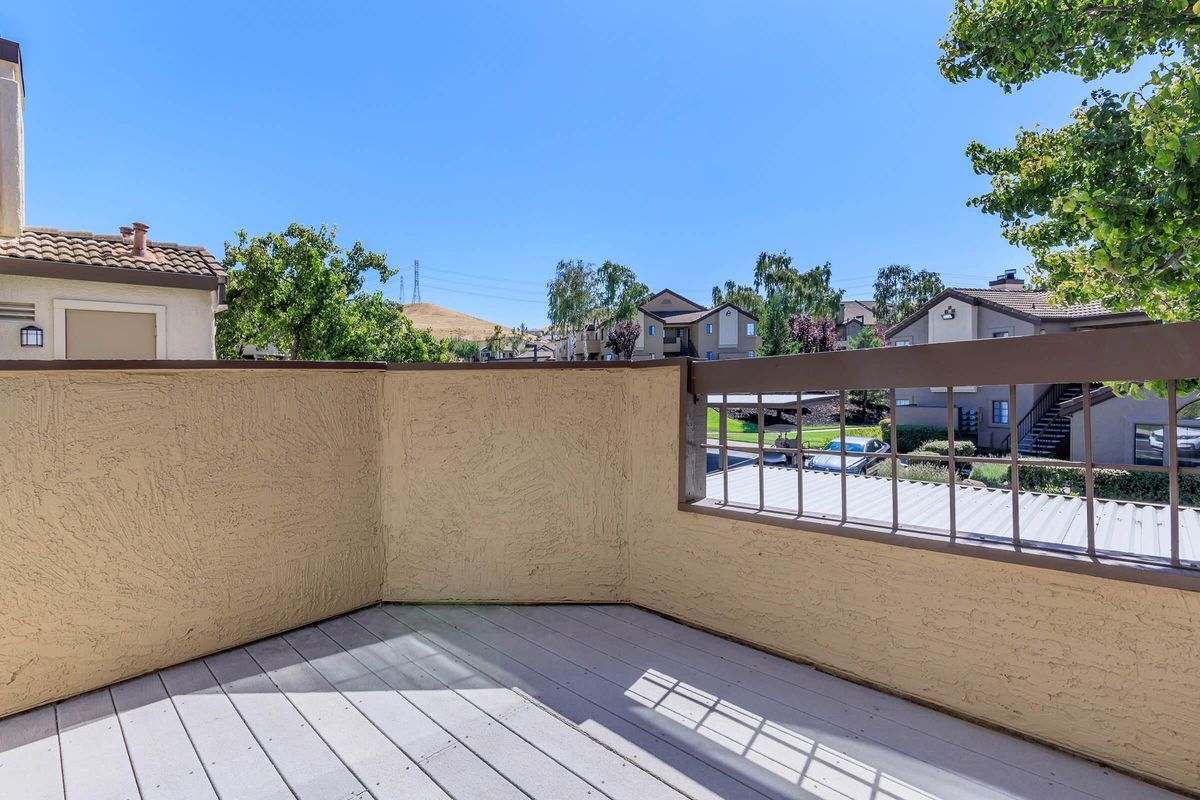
[{"left": 0, "top": 227, "right": 225, "bottom": 279}]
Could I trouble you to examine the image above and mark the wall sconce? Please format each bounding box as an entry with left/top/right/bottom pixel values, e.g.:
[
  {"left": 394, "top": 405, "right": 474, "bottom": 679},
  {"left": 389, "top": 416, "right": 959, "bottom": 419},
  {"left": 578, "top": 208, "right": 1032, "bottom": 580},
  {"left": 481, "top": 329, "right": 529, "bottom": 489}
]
[
  {"left": 941, "top": 306, "right": 956, "bottom": 320},
  {"left": 20, "top": 325, "right": 43, "bottom": 347}
]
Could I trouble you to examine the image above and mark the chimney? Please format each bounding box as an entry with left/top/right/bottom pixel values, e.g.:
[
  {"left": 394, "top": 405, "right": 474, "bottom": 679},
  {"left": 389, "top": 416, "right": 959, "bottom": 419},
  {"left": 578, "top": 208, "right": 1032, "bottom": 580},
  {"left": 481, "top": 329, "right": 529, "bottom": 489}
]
[
  {"left": 988, "top": 268, "right": 1025, "bottom": 290},
  {"left": 119, "top": 225, "right": 133, "bottom": 243},
  {"left": 0, "top": 38, "right": 24, "bottom": 238},
  {"left": 131, "top": 221, "right": 149, "bottom": 256}
]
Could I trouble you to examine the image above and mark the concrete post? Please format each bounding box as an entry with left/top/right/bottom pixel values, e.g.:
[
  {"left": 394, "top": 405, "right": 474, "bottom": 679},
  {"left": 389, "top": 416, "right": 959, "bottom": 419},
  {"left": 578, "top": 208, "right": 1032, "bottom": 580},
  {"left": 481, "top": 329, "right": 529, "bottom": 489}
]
[
  {"left": 683, "top": 389, "right": 708, "bottom": 502},
  {"left": 0, "top": 39, "right": 25, "bottom": 239}
]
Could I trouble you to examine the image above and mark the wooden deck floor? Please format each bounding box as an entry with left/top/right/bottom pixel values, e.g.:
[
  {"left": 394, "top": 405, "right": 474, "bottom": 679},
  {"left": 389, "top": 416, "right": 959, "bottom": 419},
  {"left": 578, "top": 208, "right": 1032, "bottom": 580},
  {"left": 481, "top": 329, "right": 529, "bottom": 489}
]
[{"left": 0, "top": 604, "right": 1185, "bottom": 800}]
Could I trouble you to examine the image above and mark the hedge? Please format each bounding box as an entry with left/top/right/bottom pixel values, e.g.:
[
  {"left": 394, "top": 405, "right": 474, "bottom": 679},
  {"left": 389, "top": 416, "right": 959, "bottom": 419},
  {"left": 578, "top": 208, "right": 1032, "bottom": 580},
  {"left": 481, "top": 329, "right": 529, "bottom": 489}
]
[
  {"left": 879, "top": 421, "right": 950, "bottom": 453},
  {"left": 913, "top": 439, "right": 977, "bottom": 457},
  {"left": 1012, "top": 460, "right": 1200, "bottom": 505}
]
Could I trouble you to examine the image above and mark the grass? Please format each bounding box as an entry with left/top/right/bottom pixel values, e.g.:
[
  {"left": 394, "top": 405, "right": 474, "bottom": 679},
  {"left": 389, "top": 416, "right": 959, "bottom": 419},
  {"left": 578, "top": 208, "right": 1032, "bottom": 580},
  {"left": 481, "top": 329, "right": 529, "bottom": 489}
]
[
  {"left": 969, "top": 462, "right": 1009, "bottom": 488},
  {"left": 706, "top": 408, "right": 881, "bottom": 448}
]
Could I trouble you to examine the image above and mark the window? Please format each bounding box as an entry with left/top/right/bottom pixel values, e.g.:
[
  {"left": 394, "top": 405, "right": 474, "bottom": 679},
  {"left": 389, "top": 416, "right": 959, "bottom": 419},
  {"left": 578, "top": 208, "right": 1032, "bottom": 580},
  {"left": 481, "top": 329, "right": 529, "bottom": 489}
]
[
  {"left": 992, "top": 399, "right": 1009, "bottom": 424},
  {"left": 896, "top": 397, "right": 913, "bottom": 407},
  {"left": 893, "top": 339, "right": 912, "bottom": 346},
  {"left": 706, "top": 323, "right": 713, "bottom": 334},
  {"left": 747, "top": 350, "right": 756, "bottom": 358},
  {"left": 746, "top": 323, "right": 756, "bottom": 336},
  {"left": 992, "top": 331, "right": 1012, "bottom": 339},
  {"left": 706, "top": 351, "right": 714, "bottom": 360},
  {"left": 648, "top": 325, "right": 656, "bottom": 336}
]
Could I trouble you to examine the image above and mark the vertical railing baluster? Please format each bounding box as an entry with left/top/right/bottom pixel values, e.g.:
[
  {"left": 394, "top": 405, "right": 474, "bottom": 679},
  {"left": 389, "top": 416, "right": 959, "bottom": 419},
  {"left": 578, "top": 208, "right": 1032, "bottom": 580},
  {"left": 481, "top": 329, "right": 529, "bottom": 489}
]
[
  {"left": 1169, "top": 379, "right": 1181, "bottom": 567},
  {"left": 889, "top": 388, "right": 898, "bottom": 531},
  {"left": 947, "top": 387, "right": 956, "bottom": 541},
  {"left": 1009, "top": 384, "right": 1020, "bottom": 547},
  {"left": 758, "top": 394, "right": 765, "bottom": 511},
  {"left": 720, "top": 394, "right": 729, "bottom": 506},
  {"left": 1082, "top": 382, "right": 1096, "bottom": 557},
  {"left": 796, "top": 390, "right": 804, "bottom": 518},
  {"left": 839, "top": 389, "right": 848, "bottom": 523}
]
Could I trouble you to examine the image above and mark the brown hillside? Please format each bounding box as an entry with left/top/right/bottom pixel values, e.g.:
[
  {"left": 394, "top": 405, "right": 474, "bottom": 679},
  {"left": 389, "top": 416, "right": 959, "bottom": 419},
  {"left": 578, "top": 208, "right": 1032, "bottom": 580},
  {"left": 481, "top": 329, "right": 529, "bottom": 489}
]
[{"left": 402, "top": 302, "right": 507, "bottom": 341}]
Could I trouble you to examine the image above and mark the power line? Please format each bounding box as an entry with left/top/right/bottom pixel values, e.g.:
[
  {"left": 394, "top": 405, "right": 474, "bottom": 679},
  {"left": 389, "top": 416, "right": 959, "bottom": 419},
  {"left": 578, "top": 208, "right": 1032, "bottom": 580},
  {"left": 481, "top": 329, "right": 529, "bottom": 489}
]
[
  {"left": 418, "top": 281, "right": 547, "bottom": 305},
  {"left": 423, "top": 265, "right": 547, "bottom": 287}
]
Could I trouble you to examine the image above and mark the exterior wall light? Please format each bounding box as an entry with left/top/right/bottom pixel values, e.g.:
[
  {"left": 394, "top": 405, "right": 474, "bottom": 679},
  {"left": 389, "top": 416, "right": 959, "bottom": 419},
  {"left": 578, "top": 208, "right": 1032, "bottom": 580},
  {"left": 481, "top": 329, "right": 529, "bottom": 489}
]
[
  {"left": 941, "top": 307, "right": 956, "bottom": 320},
  {"left": 20, "top": 325, "right": 42, "bottom": 347}
]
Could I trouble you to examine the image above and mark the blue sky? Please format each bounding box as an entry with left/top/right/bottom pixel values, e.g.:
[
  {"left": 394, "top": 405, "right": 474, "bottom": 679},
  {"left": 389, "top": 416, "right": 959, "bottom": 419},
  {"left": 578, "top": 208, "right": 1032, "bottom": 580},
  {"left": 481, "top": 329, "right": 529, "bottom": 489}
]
[{"left": 5, "top": 2, "right": 1149, "bottom": 328}]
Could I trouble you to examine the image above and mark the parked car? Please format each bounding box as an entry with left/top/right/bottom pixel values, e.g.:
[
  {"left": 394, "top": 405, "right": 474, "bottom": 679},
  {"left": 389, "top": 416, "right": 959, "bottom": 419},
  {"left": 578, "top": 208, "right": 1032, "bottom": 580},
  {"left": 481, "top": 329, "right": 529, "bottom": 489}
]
[
  {"left": 804, "top": 437, "right": 889, "bottom": 474},
  {"left": 1148, "top": 425, "right": 1200, "bottom": 458}
]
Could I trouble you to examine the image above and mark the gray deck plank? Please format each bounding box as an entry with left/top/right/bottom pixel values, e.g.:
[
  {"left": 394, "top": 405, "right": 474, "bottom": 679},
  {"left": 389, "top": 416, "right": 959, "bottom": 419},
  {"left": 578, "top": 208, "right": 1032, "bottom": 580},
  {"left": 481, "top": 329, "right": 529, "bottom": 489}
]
[
  {"left": 372, "top": 606, "right": 693, "bottom": 800},
  {"left": 415, "top": 604, "right": 783, "bottom": 800},
  {"left": 109, "top": 674, "right": 218, "bottom": 800},
  {"left": 244, "top": 635, "right": 451, "bottom": 800},
  {"left": 342, "top": 606, "right": 614, "bottom": 800},
  {"left": 158, "top": 660, "right": 295, "bottom": 800},
  {"left": 281, "top": 625, "right": 528, "bottom": 800},
  {"left": 204, "top": 647, "right": 369, "bottom": 800},
  {"left": 580, "top": 604, "right": 1185, "bottom": 800},
  {"left": 0, "top": 706, "right": 64, "bottom": 800},
  {"left": 388, "top": 606, "right": 752, "bottom": 800},
  {"left": 56, "top": 688, "right": 140, "bottom": 800},
  {"left": 498, "top": 604, "right": 1037, "bottom": 800}
]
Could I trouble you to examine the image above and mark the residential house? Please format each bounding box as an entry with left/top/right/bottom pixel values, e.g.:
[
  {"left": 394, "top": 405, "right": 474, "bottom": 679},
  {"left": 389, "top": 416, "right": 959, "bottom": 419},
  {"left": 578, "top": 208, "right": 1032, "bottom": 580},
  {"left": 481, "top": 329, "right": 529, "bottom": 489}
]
[
  {"left": 1060, "top": 386, "right": 1200, "bottom": 468},
  {"left": 886, "top": 269, "right": 1152, "bottom": 453},
  {"left": 560, "top": 289, "right": 760, "bottom": 361},
  {"left": 835, "top": 299, "right": 876, "bottom": 348},
  {"left": 0, "top": 39, "right": 225, "bottom": 360}
]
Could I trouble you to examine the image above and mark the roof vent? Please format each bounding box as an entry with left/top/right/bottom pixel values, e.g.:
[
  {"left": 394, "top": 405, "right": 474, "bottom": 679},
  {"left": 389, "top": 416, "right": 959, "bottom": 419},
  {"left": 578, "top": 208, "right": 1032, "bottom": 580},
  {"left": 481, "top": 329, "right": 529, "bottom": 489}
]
[
  {"left": 989, "top": 269, "right": 1025, "bottom": 290},
  {"left": 131, "top": 221, "right": 149, "bottom": 256}
]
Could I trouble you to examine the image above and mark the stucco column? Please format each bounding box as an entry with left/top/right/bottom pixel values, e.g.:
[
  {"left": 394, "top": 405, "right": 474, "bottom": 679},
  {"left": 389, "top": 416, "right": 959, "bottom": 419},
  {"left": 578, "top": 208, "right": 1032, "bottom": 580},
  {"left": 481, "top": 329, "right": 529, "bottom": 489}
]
[
  {"left": 0, "top": 42, "right": 24, "bottom": 238},
  {"left": 683, "top": 388, "right": 708, "bottom": 502}
]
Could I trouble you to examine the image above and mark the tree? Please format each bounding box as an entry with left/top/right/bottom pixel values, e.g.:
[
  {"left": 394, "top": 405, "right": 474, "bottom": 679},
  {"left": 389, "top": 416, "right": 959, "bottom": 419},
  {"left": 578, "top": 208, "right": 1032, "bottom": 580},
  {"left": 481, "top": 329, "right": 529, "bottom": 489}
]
[
  {"left": 939, "top": 0, "right": 1200, "bottom": 321},
  {"left": 849, "top": 323, "right": 885, "bottom": 351},
  {"left": 787, "top": 314, "right": 838, "bottom": 354},
  {"left": 872, "top": 265, "right": 945, "bottom": 326},
  {"left": 595, "top": 261, "right": 650, "bottom": 327},
  {"left": 547, "top": 260, "right": 596, "bottom": 361},
  {"left": 711, "top": 280, "right": 764, "bottom": 321},
  {"left": 606, "top": 319, "right": 641, "bottom": 360},
  {"left": 446, "top": 338, "right": 481, "bottom": 361},
  {"left": 848, "top": 323, "right": 887, "bottom": 416},
  {"left": 758, "top": 292, "right": 797, "bottom": 356},
  {"left": 507, "top": 323, "right": 532, "bottom": 355},
  {"left": 216, "top": 222, "right": 448, "bottom": 362},
  {"left": 485, "top": 325, "right": 506, "bottom": 358}
]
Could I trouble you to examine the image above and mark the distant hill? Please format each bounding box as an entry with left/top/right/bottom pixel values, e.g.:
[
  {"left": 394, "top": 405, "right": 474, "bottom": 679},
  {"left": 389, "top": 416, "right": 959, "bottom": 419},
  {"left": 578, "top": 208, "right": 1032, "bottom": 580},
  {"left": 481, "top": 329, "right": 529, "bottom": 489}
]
[{"left": 402, "top": 302, "right": 506, "bottom": 341}]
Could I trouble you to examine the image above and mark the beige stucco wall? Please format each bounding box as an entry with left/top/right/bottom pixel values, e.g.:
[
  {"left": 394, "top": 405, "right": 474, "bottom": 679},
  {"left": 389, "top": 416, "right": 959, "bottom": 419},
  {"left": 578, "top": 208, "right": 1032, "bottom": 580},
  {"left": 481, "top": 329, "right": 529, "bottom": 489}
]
[
  {"left": 626, "top": 365, "right": 1200, "bottom": 793},
  {"left": 0, "top": 274, "right": 219, "bottom": 359},
  {"left": 381, "top": 368, "right": 631, "bottom": 602},
  {"left": 3, "top": 362, "right": 1199, "bottom": 792},
  {"left": 0, "top": 368, "right": 383, "bottom": 716}
]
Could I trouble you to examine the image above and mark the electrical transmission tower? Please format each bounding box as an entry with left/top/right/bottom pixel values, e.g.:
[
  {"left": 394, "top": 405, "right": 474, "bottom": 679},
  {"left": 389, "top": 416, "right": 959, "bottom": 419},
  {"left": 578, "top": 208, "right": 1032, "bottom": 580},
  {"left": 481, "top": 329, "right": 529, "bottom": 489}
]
[
  {"left": 411, "top": 259, "right": 422, "bottom": 304},
  {"left": 397, "top": 271, "right": 405, "bottom": 304}
]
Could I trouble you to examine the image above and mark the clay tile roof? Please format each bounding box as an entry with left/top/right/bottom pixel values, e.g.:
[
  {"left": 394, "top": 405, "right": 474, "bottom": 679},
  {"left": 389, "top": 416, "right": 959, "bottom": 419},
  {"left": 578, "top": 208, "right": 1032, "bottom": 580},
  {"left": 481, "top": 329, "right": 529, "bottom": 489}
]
[
  {"left": 0, "top": 227, "right": 225, "bottom": 279},
  {"left": 949, "top": 288, "right": 1118, "bottom": 320}
]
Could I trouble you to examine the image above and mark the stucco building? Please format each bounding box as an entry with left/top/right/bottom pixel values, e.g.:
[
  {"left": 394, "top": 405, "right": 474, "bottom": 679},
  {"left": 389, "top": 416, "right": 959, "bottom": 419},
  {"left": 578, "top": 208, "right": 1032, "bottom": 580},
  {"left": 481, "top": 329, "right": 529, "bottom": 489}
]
[{"left": 0, "top": 38, "right": 225, "bottom": 361}]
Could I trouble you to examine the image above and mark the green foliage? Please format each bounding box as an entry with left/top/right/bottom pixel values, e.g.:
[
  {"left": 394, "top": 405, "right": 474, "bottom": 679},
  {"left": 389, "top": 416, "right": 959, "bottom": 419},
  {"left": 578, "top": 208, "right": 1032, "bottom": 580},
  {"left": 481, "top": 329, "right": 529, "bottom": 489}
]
[
  {"left": 546, "top": 260, "right": 596, "bottom": 360},
  {"left": 879, "top": 421, "right": 951, "bottom": 453},
  {"left": 596, "top": 261, "right": 650, "bottom": 326},
  {"left": 1013, "top": 459, "right": 1200, "bottom": 505},
  {"left": 446, "top": 338, "right": 481, "bottom": 361},
  {"left": 485, "top": 324, "right": 506, "bottom": 356},
  {"left": 872, "top": 265, "right": 944, "bottom": 327},
  {"left": 713, "top": 253, "right": 843, "bottom": 351},
  {"left": 711, "top": 280, "right": 764, "bottom": 320},
  {"left": 939, "top": 0, "right": 1200, "bottom": 322},
  {"left": 877, "top": 460, "right": 951, "bottom": 484},
  {"left": 216, "top": 222, "right": 447, "bottom": 362},
  {"left": 969, "top": 462, "right": 1010, "bottom": 487},
  {"left": 759, "top": 292, "right": 798, "bottom": 356},
  {"left": 849, "top": 324, "right": 884, "bottom": 350},
  {"left": 913, "top": 439, "right": 977, "bottom": 457}
]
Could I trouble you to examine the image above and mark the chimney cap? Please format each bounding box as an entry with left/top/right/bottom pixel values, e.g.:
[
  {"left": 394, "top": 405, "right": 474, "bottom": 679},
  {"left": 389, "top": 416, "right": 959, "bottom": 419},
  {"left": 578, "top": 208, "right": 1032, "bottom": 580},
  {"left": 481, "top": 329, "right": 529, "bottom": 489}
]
[{"left": 131, "top": 221, "right": 149, "bottom": 232}]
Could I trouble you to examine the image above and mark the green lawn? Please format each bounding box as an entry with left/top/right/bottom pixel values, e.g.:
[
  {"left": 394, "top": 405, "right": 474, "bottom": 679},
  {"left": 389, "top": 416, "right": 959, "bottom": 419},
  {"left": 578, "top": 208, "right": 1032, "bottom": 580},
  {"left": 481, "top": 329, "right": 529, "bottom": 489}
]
[
  {"left": 706, "top": 408, "right": 881, "bottom": 448},
  {"left": 969, "top": 462, "right": 1009, "bottom": 488}
]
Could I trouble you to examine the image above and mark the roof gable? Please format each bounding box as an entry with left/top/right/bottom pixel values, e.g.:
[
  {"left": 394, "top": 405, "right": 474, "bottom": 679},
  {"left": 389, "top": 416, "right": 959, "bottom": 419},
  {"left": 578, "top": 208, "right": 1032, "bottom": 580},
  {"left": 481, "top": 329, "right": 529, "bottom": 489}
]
[{"left": 641, "top": 288, "right": 706, "bottom": 314}]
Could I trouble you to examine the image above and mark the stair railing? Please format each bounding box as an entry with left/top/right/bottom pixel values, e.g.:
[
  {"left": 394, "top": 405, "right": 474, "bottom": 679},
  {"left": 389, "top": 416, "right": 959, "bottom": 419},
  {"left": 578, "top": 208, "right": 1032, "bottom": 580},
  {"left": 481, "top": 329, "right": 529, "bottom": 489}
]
[{"left": 999, "top": 383, "right": 1070, "bottom": 453}]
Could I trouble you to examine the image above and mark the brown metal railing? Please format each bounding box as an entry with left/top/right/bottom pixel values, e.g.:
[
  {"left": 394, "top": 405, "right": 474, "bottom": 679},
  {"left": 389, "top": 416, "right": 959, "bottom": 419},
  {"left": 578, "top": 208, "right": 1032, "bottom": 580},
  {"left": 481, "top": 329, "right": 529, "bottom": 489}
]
[{"left": 685, "top": 321, "right": 1200, "bottom": 580}]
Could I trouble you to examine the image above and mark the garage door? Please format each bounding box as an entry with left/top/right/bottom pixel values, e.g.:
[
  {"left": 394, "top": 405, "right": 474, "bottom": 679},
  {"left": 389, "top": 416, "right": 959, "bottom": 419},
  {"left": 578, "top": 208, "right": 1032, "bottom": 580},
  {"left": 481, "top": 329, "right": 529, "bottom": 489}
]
[{"left": 64, "top": 309, "right": 157, "bottom": 359}]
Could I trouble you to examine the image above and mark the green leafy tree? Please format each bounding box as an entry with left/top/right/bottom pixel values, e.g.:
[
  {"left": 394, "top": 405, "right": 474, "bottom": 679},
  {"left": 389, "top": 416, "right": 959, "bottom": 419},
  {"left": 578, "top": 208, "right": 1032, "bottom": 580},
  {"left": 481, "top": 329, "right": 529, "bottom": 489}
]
[
  {"left": 217, "top": 222, "right": 447, "bottom": 362},
  {"left": 713, "top": 254, "right": 842, "bottom": 354},
  {"left": 446, "top": 338, "right": 481, "bottom": 361},
  {"left": 547, "top": 260, "right": 596, "bottom": 361},
  {"left": 595, "top": 261, "right": 650, "bottom": 327},
  {"left": 872, "top": 264, "right": 945, "bottom": 326},
  {"left": 485, "top": 325, "right": 506, "bottom": 358},
  {"left": 849, "top": 324, "right": 887, "bottom": 416},
  {"left": 711, "top": 280, "right": 764, "bottom": 320},
  {"left": 939, "top": 0, "right": 1200, "bottom": 321},
  {"left": 759, "top": 292, "right": 797, "bottom": 356}
]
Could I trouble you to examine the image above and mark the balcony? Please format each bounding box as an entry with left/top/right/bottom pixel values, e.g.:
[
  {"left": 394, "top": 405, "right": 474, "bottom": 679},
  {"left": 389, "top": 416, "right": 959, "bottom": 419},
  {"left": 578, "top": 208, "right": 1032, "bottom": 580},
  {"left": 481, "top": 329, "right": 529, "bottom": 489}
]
[{"left": 1, "top": 338, "right": 1198, "bottom": 799}]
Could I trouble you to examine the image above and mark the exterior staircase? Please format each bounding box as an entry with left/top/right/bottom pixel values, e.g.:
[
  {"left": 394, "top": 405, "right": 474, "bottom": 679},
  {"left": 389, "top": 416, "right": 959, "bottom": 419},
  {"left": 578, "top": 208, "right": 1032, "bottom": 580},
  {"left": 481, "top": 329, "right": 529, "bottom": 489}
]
[{"left": 1011, "top": 384, "right": 1084, "bottom": 457}]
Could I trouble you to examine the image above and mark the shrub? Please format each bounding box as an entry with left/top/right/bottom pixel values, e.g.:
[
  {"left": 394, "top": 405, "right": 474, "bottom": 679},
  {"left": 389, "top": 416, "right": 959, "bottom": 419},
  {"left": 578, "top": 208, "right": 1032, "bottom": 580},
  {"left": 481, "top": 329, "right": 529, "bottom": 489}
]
[
  {"left": 1010, "top": 459, "right": 1200, "bottom": 505},
  {"left": 879, "top": 420, "right": 950, "bottom": 453},
  {"left": 876, "top": 460, "right": 950, "bottom": 484},
  {"left": 914, "top": 439, "right": 976, "bottom": 457}
]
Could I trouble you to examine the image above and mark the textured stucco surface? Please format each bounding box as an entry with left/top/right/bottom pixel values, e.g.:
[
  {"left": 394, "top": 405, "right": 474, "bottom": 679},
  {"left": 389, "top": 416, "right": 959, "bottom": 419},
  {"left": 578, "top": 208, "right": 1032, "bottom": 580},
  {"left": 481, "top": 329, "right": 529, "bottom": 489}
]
[
  {"left": 3, "top": 363, "right": 1200, "bottom": 792},
  {"left": 625, "top": 366, "right": 1200, "bottom": 793},
  {"left": 0, "top": 369, "right": 382, "bottom": 717},
  {"left": 381, "top": 369, "right": 631, "bottom": 602}
]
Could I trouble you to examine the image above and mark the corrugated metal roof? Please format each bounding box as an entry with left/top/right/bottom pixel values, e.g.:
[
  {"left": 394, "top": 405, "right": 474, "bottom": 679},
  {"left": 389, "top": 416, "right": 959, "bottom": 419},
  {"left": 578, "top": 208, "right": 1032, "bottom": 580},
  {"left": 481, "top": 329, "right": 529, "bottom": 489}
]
[{"left": 707, "top": 463, "right": 1198, "bottom": 563}]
